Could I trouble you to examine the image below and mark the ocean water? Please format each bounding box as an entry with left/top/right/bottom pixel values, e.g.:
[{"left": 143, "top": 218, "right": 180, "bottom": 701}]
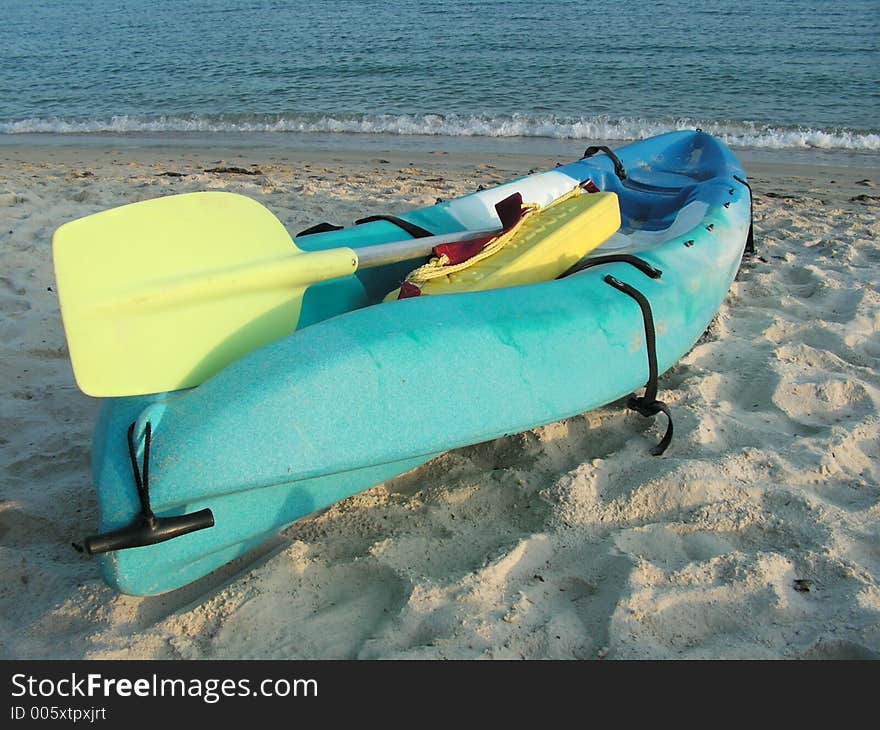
[{"left": 1, "top": 0, "right": 878, "bottom": 155}]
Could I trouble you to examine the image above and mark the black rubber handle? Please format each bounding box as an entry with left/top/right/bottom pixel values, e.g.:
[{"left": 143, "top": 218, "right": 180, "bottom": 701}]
[
  {"left": 83, "top": 508, "right": 215, "bottom": 555},
  {"left": 582, "top": 145, "right": 627, "bottom": 180}
]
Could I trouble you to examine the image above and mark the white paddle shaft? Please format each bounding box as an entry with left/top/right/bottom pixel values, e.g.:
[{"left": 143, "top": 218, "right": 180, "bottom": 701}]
[{"left": 352, "top": 227, "right": 501, "bottom": 269}]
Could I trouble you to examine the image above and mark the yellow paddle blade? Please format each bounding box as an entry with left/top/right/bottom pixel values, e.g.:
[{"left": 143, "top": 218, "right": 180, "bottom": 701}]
[
  {"left": 53, "top": 192, "right": 357, "bottom": 397},
  {"left": 385, "top": 191, "right": 620, "bottom": 299}
]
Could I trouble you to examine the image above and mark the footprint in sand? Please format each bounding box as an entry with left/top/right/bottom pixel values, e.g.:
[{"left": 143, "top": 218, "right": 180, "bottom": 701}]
[
  {"left": 0, "top": 507, "right": 65, "bottom": 548},
  {"left": 773, "top": 378, "right": 875, "bottom": 430},
  {"left": 0, "top": 294, "right": 31, "bottom": 316},
  {"left": 214, "top": 560, "right": 409, "bottom": 659},
  {"left": 0, "top": 275, "right": 32, "bottom": 317},
  {"left": 800, "top": 639, "right": 879, "bottom": 660},
  {"left": 0, "top": 276, "right": 26, "bottom": 296}
]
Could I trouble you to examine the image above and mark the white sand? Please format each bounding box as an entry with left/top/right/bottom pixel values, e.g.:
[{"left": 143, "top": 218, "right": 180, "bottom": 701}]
[{"left": 1, "top": 141, "right": 878, "bottom": 659}]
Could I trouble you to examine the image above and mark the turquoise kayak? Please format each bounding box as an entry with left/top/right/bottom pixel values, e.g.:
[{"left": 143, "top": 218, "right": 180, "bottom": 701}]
[{"left": 85, "top": 131, "right": 753, "bottom": 595}]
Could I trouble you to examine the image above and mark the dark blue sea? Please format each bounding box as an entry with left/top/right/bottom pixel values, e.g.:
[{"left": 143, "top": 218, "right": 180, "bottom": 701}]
[{"left": 1, "top": 0, "right": 878, "bottom": 155}]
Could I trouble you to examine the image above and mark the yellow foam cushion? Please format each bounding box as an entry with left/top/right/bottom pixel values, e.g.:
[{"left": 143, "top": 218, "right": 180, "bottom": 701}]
[{"left": 386, "top": 190, "right": 620, "bottom": 300}]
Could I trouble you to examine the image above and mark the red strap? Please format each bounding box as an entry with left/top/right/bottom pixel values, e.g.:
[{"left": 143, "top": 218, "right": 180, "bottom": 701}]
[
  {"left": 397, "top": 191, "right": 527, "bottom": 300},
  {"left": 398, "top": 280, "right": 422, "bottom": 299},
  {"left": 433, "top": 236, "right": 492, "bottom": 265},
  {"left": 431, "top": 191, "right": 524, "bottom": 264},
  {"left": 494, "top": 192, "right": 524, "bottom": 229}
]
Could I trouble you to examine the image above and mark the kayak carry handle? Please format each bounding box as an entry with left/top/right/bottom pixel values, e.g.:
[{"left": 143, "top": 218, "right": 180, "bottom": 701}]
[
  {"left": 81, "top": 420, "right": 215, "bottom": 555},
  {"left": 83, "top": 509, "right": 215, "bottom": 555},
  {"left": 582, "top": 145, "right": 627, "bottom": 180}
]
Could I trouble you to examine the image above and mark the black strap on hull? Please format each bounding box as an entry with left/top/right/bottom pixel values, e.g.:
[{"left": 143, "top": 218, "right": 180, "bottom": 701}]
[
  {"left": 733, "top": 175, "right": 756, "bottom": 257},
  {"left": 603, "top": 275, "right": 673, "bottom": 456},
  {"left": 560, "top": 254, "right": 672, "bottom": 455}
]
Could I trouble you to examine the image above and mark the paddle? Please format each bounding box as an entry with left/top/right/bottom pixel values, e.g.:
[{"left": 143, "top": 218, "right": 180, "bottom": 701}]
[{"left": 53, "top": 191, "right": 501, "bottom": 398}]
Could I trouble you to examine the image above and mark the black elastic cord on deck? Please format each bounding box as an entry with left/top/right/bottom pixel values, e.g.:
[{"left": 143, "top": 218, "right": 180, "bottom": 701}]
[
  {"left": 296, "top": 222, "right": 344, "bottom": 237},
  {"left": 733, "top": 175, "right": 756, "bottom": 257},
  {"left": 581, "top": 145, "right": 627, "bottom": 180},
  {"left": 298, "top": 216, "right": 434, "bottom": 240},
  {"left": 80, "top": 421, "right": 214, "bottom": 555},
  {"left": 559, "top": 253, "right": 663, "bottom": 280},
  {"left": 355, "top": 215, "right": 434, "bottom": 238},
  {"left": 603, "top": 275, "right": 674, "bottom": 455}
]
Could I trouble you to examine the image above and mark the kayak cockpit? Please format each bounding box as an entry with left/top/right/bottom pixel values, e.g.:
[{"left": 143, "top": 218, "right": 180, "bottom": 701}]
[{"left": 591, "top": 199, "right": 711, "bottom": 254}]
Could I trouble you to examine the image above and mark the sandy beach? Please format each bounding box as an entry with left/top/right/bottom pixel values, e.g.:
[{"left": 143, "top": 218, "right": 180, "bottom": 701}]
[{"left": 1, "top": 138, "right": 878, "bottom": 659}]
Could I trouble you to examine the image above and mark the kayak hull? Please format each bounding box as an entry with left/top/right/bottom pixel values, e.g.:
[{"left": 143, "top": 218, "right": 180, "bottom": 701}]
[{"left": 89, "top": 131, "right": 751, "bottom": 595}]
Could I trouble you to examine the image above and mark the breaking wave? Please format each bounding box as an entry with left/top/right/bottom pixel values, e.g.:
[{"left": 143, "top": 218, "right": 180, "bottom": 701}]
[{"left": 2, "top": 113, "right": 878, "bottom": 151}]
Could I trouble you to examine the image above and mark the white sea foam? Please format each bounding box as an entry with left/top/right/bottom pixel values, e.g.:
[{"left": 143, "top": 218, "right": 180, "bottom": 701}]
[{"left": 2, "top": 114, "right": 878, "bottom": 151}]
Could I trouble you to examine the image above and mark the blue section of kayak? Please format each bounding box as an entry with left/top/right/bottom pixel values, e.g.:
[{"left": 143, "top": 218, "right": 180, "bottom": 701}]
[{"left": 89, "top": 131, "right": 751, "bottom": 595}]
